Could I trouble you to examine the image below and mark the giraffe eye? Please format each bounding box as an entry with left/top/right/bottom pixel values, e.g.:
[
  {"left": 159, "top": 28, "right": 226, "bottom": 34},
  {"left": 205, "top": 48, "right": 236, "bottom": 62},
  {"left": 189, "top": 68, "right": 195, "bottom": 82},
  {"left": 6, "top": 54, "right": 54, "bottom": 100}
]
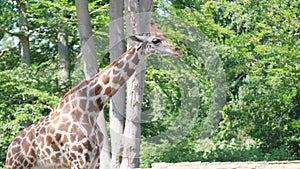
[{"left": 152, "top": 38, "right": 161, "bottom": 44}]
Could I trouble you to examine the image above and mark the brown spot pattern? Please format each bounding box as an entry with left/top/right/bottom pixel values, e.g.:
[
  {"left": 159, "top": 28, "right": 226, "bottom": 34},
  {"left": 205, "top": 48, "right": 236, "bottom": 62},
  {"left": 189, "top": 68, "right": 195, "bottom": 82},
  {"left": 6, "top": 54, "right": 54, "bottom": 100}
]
[
  {"left": 62, "top": 135, "right": 68, "bottom": 143},
  {"left": 47, "top": 125, "right": 56, "bottom": 134},
  {"left": 113, "top": 69, "right": 118, "bottom": 74},
  {"left": 96, "top": 98, "right": 104, "bottom": 110},
  {"left": 78, "top": 87, "right": 87, "bottom": 97},
  {"left": 22, "top": 139, "right": 30, "bottom": 153},
  {"left": 119, "top": 77, "right": 125, "bottom": 84},
  {"left": 59, "top": 101, "right": 64, "bottom": 109},
  {"left": 132, "top": 54, "right": 140, "bottom": 65},
  {"left": 105, "top": 87, "right": 111, "bottom": 96},
  {"left": 111, "top": 88, "right": 117, "bottom": 96},
  {"left": 55, "top": 133, "right": 61, "bottom": 142},
  {"left": 58, "top": 121, "right": 71, "bottom": 131},
  {"left": 46, "top": 136, "right": 52, "bottom": 146},
  {"left": 112, "top": 74, "right": 121, "bottom": 83},
  {"left": 88, "top": 101, "right": 98, "bottom": 112},
  {"left": 117, "top": 61, "right": 124, "bottom": 69},
  {"left": 71, "top": 110, "right": 82, "bottom": 121},
  {"left": 51, "top": 143, "right": 60, "bottom": 151},
  {"left": 95, "top": 84, "right": 103, "bottom": 95},
  {"left": 63, "top": 104, "right": 70, "bottom": 113},
  {"left": 40, "top": 127, "right": 46, "bottom": 135},
  {"left": 45, "top": 148, "right": 51, "bottom": 156},
  {"left": 28, "top": 147, "right": 35, "bottom": 157},
  {"left": 124, "top": 63, "right": 135, "bottom": 76},
  {"left": 102, "top": 75, "right": 110, "bottom": 85},
  {"left": 83, "top": 141, "right": 92, "bottom": 150},
  {"left": 79, "top": 99, "right": 87, "bottom": 110}
]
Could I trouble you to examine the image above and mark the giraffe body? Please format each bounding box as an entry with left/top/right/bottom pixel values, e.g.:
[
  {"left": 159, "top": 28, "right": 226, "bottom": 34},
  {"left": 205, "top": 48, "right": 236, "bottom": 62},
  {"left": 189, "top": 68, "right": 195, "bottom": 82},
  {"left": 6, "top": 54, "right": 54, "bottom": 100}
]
[{"left": 5, "top": 24, "right": 182, "bottom": 169}]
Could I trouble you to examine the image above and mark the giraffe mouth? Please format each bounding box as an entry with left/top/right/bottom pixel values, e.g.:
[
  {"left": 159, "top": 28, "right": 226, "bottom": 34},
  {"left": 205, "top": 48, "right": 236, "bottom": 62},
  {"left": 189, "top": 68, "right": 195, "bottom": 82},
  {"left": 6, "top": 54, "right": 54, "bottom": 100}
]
[{"left": 173, "top": 47, "right": 183, "bottom": 57}]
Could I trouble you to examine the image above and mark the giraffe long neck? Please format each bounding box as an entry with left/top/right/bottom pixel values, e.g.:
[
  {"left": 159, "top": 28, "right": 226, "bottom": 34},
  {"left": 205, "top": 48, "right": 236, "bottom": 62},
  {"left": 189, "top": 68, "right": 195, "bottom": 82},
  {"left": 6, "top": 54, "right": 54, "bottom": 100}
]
[
  {"left": 60, "top": 42, "right": 144, "bottom": 114},
  {"left": 90, "top": 42, "right": 145, "bottom": 109}
]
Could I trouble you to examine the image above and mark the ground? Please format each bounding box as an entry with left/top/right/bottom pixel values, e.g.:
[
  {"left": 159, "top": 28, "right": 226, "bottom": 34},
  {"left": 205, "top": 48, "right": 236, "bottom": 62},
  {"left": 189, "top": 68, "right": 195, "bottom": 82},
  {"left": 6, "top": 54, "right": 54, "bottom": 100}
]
[{"left": 150, "top": 161, "right": 300, "bottom": 169}]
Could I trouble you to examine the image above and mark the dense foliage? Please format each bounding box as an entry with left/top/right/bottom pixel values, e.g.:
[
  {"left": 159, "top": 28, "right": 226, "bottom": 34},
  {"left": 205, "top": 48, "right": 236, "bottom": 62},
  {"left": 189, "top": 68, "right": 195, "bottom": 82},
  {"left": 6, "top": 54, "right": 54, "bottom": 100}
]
[
  {"left": 140, "top": 0, "right": 299, "bottom": 167},
  {"left": 0, "top": 0, "right": 299, "bottom": 168}
]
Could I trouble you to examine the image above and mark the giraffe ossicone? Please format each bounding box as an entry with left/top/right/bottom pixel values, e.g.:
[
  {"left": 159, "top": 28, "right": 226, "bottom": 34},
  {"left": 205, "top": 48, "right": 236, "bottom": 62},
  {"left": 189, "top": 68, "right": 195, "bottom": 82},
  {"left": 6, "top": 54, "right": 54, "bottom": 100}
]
[{"left": 5, "top": 23, "right": 182, "bottom": 169}]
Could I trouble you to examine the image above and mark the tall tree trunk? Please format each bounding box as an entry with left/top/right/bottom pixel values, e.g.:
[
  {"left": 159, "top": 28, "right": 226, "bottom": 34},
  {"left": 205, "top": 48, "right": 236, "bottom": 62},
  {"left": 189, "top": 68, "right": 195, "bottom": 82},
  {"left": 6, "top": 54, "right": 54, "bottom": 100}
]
[
  {"left": 123, "top": 0, "right": 139, "bottom": 167},
  {"left": 75, "top": 0, "right": 98, "bottom": 80},
  {"left": 108, "top": 0, "right": 126, "bottom": 168},
  {"left": 139, "top": 0, "right": 153, "bottom": 33},
  {"left": 57, "top": 29, "right": 70, "bottom": 89},
  {"left": 17, "top": 0, "right": 30, "bottom": 66},
  {"left": 122, "top": 0, "right": 153, "bottom": 168}
]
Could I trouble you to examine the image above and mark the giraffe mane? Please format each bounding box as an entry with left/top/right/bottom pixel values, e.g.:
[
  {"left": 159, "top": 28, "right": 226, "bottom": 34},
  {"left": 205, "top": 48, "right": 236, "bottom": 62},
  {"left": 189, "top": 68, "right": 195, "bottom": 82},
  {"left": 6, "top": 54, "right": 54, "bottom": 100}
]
[
  {"left": 62, "top": 80, "right": 90, "bottom": 99},
  {"left": 94, "top": 43, "right": 139, "bottom": 77},
  {"left": 62, "top": 43, "right": 140, "bottom": 100}
]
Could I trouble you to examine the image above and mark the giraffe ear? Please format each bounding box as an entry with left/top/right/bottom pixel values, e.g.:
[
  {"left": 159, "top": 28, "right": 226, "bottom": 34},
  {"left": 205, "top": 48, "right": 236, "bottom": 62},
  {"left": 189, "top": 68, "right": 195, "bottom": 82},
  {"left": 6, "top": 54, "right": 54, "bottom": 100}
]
[{"left": 129, "top": 35, "right": 145, "bottom": 43}]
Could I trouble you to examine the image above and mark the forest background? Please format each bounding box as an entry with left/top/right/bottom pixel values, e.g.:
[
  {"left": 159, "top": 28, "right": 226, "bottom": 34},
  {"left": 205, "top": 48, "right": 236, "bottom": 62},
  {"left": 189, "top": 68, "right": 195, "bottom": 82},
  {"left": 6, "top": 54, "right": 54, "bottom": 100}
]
[{"left": 0, "top": 0, "right": 299, "bottom": 168}]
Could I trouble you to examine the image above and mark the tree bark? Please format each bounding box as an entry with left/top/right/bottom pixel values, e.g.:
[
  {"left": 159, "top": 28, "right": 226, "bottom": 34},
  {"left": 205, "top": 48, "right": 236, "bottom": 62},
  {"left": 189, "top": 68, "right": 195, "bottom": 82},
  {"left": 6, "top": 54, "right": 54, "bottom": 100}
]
[
  {"left": 123, "top": 0, "right": 139, "bottom": 167},
  {"left": 122, "top": 0, "right": 152, "bottom": 168},
  {"left": 75, "top": 0, "right": 98, "bottom": 80},
  {"left": 57, "top": 29, "right": 70, "bottom": 88},
  {"left": 108, "top": 0, "right": 126, "bottom": 168},
  {"left": 16, "top": 0, "right": 30, "bottom": 66},
  {"left": 138, "top": 0, "right": 153, "bottom": 34}
]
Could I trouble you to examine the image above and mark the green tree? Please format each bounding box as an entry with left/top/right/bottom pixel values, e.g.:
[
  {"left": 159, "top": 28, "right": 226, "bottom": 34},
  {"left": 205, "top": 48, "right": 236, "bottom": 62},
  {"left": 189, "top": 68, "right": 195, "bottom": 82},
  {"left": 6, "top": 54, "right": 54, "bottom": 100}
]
[{"left": 140, "top": 0, "right": 299, "bottom": 167}]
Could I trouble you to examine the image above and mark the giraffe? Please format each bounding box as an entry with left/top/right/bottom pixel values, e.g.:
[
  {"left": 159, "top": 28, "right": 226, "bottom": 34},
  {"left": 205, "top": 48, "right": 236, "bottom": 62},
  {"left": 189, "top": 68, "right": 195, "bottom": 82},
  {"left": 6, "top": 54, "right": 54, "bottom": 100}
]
[{"left": 5, "top": 24, "right": 182, "bottom": 169}]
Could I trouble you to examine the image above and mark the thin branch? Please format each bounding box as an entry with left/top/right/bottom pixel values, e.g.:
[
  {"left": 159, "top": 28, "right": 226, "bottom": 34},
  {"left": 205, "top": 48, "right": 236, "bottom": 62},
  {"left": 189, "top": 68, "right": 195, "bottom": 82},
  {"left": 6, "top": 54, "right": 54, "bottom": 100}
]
[
  {"left": 0, "top": 48, "right": 10, "bottom": 57},
  {"left": 0, "top": 28, "right": 14, "bottom": 35},
  {"left": 0, "top": 27, "right": 26, "bottom": 37}
]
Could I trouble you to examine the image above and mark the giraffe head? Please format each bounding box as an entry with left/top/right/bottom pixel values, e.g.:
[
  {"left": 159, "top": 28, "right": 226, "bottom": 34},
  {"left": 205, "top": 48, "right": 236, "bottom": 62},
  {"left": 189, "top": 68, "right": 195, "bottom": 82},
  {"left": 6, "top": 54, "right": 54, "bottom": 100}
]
[{"left": 130, "top": 23, "right": 182, "bottom": 57}]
